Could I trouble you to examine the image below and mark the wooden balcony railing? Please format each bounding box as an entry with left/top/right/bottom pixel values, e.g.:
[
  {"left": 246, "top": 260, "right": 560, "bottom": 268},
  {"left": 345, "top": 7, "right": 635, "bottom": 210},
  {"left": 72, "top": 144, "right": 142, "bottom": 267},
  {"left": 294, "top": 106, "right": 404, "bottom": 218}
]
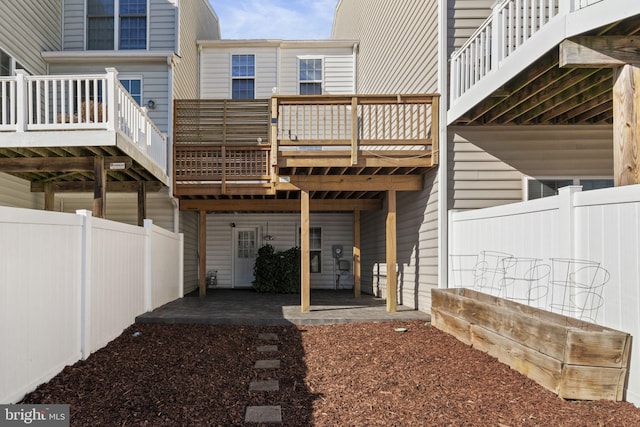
[
  {"left": 173, "top": 95, "right": 439, "bottom": 196},
  {"left": 272, "top": 94, "right": 439, "bottom": 168}
]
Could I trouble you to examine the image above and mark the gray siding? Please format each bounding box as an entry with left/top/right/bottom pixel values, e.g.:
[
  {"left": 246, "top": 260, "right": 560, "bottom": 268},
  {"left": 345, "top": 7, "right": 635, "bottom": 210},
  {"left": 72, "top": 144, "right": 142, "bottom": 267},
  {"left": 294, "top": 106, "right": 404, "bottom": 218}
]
[
  {"left": 279, "top": 47, "right": 355, "bottom": 95},
  {"left": 62, "top": 0, "right": 84, "bottom": 51},
  {"left": 0, "top": 174, "right": 43, "bottom": 209},
  {"left": 449, "top": 125, "right": 614, "bottom": 209},
  {"left": 0, "top": 0, "right": 61, "bottom": 74},
  {"left": 204, "top": 213, "right": 354, "bottom": 289},
  {"left": 49, "top": 62, "right": 171, "bottom": 133},
  {"left": 149, "top": 0, "right": 178, "bottom": 51},
  {"left": 180, "top": 211, "right": 199, "bottom": 294},
  {"left": 332, "top": 0, "right": 439, "bottom": 94},
  {"left": 50, "top": 191, "right": 175, "bottom": 231},
  {"left": 360, "top": 171, "right": 439, "bottom": 310},
  {"left": 173, "top": 0, "right": 219, "bottom": 99},
  {"left": 333, "top": 1, "right": 442, "bottom": 311}
]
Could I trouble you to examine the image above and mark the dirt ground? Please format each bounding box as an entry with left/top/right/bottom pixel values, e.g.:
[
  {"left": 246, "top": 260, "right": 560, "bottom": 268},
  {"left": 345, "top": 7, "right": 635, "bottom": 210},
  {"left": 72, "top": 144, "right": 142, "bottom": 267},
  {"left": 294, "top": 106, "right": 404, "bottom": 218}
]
[{"left": 22, "top": 321, "right": 640, "bottom": 426}]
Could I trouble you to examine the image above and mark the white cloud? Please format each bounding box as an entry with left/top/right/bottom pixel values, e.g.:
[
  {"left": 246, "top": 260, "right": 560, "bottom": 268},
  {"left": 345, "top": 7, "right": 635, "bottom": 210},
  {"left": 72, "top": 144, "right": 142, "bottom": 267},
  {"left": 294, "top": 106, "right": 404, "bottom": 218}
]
[{"left": 210, "top": 0, "right": 338, "bottom": 40}]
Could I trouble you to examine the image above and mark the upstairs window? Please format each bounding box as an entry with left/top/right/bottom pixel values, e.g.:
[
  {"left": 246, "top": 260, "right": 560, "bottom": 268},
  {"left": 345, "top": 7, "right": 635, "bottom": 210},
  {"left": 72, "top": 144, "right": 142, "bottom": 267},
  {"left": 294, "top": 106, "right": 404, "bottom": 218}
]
[
  {"left": 87, "top": 0, "right": 147, "bottom": 50},
  {"left": 299, "top": 58, "right": 323, "bottom": 95},
  {"left": 1, "top": 50, "right": 11, "bottom": 76},
  {"left": 119, "top": 0, "right": 147, "bottom": 49},
  {"left": 231, "top": 54, "right": 255, "bottom": 99}
]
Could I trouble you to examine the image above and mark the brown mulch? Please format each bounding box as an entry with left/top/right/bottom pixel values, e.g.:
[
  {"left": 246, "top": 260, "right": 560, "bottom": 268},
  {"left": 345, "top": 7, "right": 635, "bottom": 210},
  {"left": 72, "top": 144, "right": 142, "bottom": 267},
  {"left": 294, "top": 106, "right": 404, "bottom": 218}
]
[{"left": 22, "top": 320, "right": 640, "bottom": 426}]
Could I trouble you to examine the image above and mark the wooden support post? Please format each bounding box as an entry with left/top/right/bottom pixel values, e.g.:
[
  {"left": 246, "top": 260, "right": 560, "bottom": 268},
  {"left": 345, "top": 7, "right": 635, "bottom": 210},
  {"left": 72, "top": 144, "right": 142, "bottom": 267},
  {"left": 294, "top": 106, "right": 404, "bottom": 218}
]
[
  {"left": 386, "top": 190, "right": 397, "bottom": 312},
  {"left": 301, "top": 190, "right": 310, "bottom": 312},
  {"left": 93, "top": 156, "right": 106, "bottom": 218},
  {"left": 613, "top": 64, "right": 640, "bottom": 185},
  {"left": 353, "top": 210, "right": 361, "bottom": 298},
  {"left": 199, "top": 210, "right": 207, "bottom": 297},
  {"left": 137, "top": 181, "right": 147, "bottom": 227},
  {"left": 44, "top": 182, "right": 55, "bottom": 211}
]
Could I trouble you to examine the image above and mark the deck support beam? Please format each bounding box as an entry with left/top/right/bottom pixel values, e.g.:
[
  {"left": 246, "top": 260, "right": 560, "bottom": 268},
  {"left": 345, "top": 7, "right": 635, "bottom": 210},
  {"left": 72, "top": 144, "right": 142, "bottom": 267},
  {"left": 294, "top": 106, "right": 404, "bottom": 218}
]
[
  {"left": 44, "top": 182, "right": 55, "bottom": 211},
  {"left": 301, "top": 190, "right": 310, "bottom": 312},
  {"left": 353, "top": 210, "right": 361, "bottom": 298},
  {"left": 93, "top": 156, "right": 106, "bottom": 218},
  {"left": 199, "top": 210, "right": 207, "bottom": 297},
  {"left": 386, "top": 190, "right": 397, "bottom": 312},
  {"left": 560, "top": 37, "right": 640, "bottom": 185}
]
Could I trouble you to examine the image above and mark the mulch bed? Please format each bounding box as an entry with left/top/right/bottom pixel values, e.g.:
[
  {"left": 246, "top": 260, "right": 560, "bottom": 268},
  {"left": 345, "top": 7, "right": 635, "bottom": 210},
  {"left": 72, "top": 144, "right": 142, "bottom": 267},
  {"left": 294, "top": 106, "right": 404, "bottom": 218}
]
[{"left": 22, "top": 320, "right": 640, "bottom": 426}]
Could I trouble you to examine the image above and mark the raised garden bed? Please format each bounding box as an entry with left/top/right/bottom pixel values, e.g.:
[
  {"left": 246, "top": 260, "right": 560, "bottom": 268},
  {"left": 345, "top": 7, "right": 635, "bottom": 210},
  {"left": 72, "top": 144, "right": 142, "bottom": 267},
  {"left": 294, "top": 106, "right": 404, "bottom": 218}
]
[{"left": 431, "top": 288, "right": 631, "bottom": 401}]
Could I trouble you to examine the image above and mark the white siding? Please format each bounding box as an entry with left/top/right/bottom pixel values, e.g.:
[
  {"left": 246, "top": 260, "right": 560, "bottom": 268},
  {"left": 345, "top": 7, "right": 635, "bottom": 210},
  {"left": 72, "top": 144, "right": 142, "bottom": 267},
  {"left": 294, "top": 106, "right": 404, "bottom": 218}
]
[
  {"left": 180, "top": 211, "right": 199, "bottom": 294},
  {"left": 173, "top": 0, "right": 220, "bottom": 99},
  {"left": 200, "top": 47, "right": 277, "bottom": 99},
  {"left": 1, "top": 0, "right": 61, "bottom": 74},
  {"left": 204, "top": 213, "right": 354, "bottom": 289},
  {"left": 279, "top": 47, "right": 355, "bottom": 95},
  {"left": 0, "top": 173, "right": 43, "bottom": 210},
  {"left": 332, "top": 0, "right": 439, "bottom": 94},
  {"left": 199, "top": 44, "right": 355, "bottom": 98},
  {"left": 48, "top": 62, "right": 171, "bottom": 133},
  {"left": 448, "top": 0, "right": 493, "bottom": 53},
  {"left": 449, "top": 125, "right": 614, "bottom": 210}
]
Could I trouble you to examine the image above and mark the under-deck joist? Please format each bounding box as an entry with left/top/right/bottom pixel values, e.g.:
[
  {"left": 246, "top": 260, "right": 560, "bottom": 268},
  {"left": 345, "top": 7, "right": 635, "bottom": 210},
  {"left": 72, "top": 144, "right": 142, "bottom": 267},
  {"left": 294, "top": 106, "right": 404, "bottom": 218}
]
[{"left": 179, "top": 198, "right": 382, "bottom": 212}]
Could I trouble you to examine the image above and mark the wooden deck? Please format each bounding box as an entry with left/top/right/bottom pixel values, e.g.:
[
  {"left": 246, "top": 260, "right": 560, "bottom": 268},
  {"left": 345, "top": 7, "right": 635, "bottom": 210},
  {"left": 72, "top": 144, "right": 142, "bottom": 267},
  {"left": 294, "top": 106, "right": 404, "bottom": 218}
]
[{"left": 173, "top": 94, "right": 439, "bottom": 200}]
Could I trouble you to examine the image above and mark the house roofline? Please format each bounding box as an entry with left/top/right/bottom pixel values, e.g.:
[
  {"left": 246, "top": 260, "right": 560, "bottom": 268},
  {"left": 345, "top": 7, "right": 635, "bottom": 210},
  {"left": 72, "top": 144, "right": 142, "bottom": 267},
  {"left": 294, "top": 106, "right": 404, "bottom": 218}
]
[{"left": 197, "top": 39, "right": 359, "bottom": 49}]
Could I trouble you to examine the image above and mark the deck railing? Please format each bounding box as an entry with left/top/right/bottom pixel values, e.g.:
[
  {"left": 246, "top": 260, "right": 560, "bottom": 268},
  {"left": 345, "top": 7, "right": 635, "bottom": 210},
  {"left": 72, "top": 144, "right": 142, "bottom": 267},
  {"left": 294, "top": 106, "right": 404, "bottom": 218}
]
[
  {"left": 272, "top": 94, "right": 439, "bottom": 167},
  {"left": 0, "top": 68, "right": 167, "bottom": 172},
  {"left": 450, "top": 0, "right": 603, "bottom": 104},
  {"left": 174, "top": 145, "right": 270, "bottom": 182}
]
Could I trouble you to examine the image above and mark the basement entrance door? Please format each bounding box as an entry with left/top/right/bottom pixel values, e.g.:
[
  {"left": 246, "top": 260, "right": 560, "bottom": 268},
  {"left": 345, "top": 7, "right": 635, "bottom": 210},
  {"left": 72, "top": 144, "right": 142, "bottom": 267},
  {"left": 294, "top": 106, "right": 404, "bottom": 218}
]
[{"left": 233, "top": 227, "right": 258, "bottom": 288}]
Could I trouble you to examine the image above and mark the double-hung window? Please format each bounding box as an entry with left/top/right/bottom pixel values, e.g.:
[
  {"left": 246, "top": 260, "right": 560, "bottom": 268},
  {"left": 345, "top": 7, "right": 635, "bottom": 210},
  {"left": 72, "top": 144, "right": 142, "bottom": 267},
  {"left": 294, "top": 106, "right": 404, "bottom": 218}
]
[
  {"left": 87, "top": 0, "right": 147, "bottom": 50},
  {"left": 298, "top": 227, "right": 322, "bottom": 273},
  {"left": 231, "top": 54, "right": 255, "bottom": 99},
  {"left": 299, "top": 58, "right": 323, "bottom": 95}
]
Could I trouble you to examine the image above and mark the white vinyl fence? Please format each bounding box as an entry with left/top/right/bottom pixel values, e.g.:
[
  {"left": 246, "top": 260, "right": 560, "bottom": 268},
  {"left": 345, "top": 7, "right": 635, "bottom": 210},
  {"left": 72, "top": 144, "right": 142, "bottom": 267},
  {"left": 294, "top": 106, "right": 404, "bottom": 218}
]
[
  {"left": 0, "top": 207, "right": 183, "bottom": 404},
  {"left": 449, "top": 185, "right": 640, "bottom": 406}
]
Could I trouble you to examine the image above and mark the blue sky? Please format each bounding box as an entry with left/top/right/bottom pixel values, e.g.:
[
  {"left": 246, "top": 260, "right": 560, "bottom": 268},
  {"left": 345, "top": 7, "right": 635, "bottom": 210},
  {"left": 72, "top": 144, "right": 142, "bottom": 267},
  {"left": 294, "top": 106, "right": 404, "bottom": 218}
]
[{"left": 209, "top": 0, "right": 339, "bottom": 40}]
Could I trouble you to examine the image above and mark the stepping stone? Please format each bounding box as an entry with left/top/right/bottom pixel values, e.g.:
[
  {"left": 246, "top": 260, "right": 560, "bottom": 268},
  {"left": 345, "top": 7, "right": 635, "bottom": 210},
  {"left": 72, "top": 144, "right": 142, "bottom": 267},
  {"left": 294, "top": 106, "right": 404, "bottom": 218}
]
[
  {"left": 255, "top": 359, "right": 280, "bottom": 369},
  {"left": 257, "top": 344, "right": 278, "bottom": 352},
  {"left": 258, "top": 333, "right": 278, "bottom": 341},
  {"left": 245, "top": 405, "right": 282, "bottom": 423},
  {"left": 249, "top": 379, "right": 280, "bottom": 392}
]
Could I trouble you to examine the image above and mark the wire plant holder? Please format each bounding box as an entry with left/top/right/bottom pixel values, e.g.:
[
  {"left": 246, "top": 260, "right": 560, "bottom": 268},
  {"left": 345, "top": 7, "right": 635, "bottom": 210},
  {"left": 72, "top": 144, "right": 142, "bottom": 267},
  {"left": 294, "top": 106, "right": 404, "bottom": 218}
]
[
  {"left": 548, "top": 258, "right": 610, "bottom": 323},
  {"left": 450, "top": 252, "right": 609, "bottom": 324}
]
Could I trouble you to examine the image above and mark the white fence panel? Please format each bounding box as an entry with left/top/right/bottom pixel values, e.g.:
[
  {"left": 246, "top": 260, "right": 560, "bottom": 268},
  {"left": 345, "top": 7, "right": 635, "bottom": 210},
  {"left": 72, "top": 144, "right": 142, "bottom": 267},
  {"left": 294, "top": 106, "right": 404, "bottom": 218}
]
[
  {"left": 1, "top": 208, "right": 183, "bottom": 403},
  {"left": 87, "top": 216, "right": 146, "bottom": 354},
  {"left": 448, "top": 184, "right": 640, "bottom": 406},
  {"left": 0, "top": 207, "right": 83, "bottom": 404},
  {"left": 146, "top": 220, "right": 183, "bottom": 310}
]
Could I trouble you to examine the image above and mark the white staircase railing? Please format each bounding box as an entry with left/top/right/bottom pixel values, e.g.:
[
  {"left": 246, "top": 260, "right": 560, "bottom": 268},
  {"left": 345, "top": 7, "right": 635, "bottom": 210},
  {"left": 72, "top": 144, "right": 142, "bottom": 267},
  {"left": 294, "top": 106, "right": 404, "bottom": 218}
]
[{"left": 450, "top": 0, "right": 602, "bottom": 105}]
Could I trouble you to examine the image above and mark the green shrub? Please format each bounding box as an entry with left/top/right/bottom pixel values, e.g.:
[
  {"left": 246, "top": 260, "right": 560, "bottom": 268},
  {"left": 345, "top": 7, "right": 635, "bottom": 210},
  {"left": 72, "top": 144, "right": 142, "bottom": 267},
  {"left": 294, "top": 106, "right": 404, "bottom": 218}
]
[{"left": 252, "top": 245, "right": 301, "bottom": 293}]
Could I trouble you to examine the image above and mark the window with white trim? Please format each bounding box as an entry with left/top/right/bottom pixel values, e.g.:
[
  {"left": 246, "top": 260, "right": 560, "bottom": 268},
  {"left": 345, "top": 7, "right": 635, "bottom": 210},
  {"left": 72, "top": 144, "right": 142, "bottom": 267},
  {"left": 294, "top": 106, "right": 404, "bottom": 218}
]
[
  {"left": 119, "top": 78, "right": 142, "bottom": 105},
  {"left": 299, "top": 58, "right": 323, "bottom": 95},
  {"left": 87, "top": 0, "right": 147, "bottom": 50},
  {"left": 0, "top": 50, "right": 11, "bottom": 76},
  {"left": 297, "top": 227, "right": 322, "bottom": 273},
  {"left": 525, "top": 177, "right": 614, "bottom": 200},
  {"left": 231, "top": 54, "right": 255, "bottom": 99}
]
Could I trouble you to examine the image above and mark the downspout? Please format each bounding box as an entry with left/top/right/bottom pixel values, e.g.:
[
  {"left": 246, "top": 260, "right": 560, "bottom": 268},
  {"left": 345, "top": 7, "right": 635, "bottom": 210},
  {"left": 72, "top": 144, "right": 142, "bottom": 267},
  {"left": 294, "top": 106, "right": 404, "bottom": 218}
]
[
  {"left": 352, "top": 42, "right": 359, "bottom": 93},
  {"left": 437, "top": 0, "right": 449, "bottom": 289}
]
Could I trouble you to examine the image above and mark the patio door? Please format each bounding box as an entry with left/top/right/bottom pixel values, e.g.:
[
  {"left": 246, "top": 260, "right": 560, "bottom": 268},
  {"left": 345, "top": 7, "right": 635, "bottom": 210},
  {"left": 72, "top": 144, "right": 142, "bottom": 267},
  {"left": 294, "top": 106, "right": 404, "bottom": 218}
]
[{"left": 233, "top": 227, "right": 258, "bottom": 288}]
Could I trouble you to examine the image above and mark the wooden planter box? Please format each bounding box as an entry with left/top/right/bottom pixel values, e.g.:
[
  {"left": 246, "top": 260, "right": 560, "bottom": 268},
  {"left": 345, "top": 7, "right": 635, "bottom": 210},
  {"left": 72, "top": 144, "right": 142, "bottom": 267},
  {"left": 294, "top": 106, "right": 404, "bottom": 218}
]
[{"left": 431, "top": 288, "right": 631, "bottom": 401}]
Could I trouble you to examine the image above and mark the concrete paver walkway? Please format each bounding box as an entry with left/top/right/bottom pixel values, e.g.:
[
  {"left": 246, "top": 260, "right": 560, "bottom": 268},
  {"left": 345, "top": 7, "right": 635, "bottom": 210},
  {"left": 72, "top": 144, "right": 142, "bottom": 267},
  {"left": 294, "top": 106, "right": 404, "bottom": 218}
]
[{"left": 136, "top": 289, "right": 429, "bottom": 326}]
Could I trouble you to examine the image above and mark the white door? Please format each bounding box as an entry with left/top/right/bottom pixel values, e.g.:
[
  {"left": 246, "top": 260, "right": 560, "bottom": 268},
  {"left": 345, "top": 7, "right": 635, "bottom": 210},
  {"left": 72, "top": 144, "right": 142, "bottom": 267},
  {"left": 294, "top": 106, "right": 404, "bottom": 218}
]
[{"left": 233, "top": 227, "right": 258, "bottom": 288}]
